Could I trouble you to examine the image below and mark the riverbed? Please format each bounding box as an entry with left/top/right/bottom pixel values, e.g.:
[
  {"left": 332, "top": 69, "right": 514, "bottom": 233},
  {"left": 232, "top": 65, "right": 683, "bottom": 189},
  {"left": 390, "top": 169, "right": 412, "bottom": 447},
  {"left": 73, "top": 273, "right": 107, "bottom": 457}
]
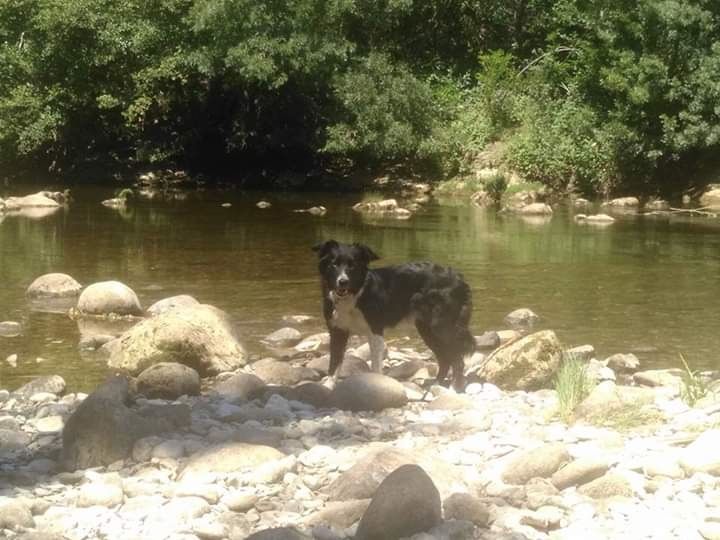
[{"left": 1, "top": 183, "right": 719, "bottom": 391}]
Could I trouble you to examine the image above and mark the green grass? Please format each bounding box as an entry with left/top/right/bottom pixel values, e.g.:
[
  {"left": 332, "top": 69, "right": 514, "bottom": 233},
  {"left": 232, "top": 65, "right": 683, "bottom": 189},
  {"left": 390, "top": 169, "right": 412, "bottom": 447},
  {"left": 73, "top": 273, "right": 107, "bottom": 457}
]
[
  {"left": 586, "top": 406, "right": 665, "bottom": 432},
  {"left": 679, "top": 354, "right": 710, "bottom": 407},
  {"left": 554, "top": 352, "right": 594, "bottom": 422}
]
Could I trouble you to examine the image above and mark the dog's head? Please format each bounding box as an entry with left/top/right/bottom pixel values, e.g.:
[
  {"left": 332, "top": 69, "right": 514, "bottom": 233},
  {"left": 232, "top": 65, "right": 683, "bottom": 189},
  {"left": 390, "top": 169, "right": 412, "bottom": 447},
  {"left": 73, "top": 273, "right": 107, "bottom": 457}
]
[{"left": 312, "top": 240, "right": 379, "bottom": 298}]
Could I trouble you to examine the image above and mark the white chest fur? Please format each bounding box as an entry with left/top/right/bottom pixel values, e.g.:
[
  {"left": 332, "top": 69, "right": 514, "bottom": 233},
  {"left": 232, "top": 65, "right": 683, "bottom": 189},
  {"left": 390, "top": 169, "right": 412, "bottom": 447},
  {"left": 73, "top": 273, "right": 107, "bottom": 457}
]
[{"left": 329, "top": 293, "right": 371, "bottom": 336}]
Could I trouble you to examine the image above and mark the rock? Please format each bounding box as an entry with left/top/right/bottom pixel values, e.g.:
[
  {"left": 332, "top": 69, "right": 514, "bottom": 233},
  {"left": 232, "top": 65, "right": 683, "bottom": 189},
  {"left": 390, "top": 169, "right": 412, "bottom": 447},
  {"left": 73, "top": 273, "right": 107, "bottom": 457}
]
[
  {"left": 574, "top": 198, "right": 591, "bottom": 208},
  {"left": 521, "top": 506, "right": 564, "bottom": 531},
  {"left": 107, "top": 304, "right": 246, "bottom": 376},
  {"left": 633, "top": 369, "right": 683, "bottom": 389},
  {"left": 222, "top": 491, "right": 258, "bottom": 512},
  {"left": 180, "top": 442, "right": 285, "bottom": 479},
  {"left": 61, "top": 376, "right": 189, "bottom": 470},
  {"left": 577, "top": 472, "right": 633, "bottom": 498},
  {"left": 79, "top": 333, "right": 116, "bottom": 351},
  {"left": 295, "top": 332, "right": 330, "bottom": 353},
  {"left": 327, "top": 447, "right": 466, "bottom": 501},
  {"left": 565, "top": 345, "right": 595, "bottom": 362},
  {"left": 305, "top": 500, "right": 370, "bottom": 530},
  {"left": 5, "top": 353, "right": 17, "bottom": 367},
  {"left": 700, "top": 188, "right": 720, "bottom": 209},
  {"left": 603, "top": 197, "right": 640, "bottom": 208},
  {"left": 355, "top": 464, "right": 441, "bottom": 540},
  {"left": 263, "top": 327, "right": 302, "bottom": 348},
  {"left": 13, "top": 375, "right": 66, "bottom": 397},
  {"left": 680, "top": 430, "right": 720, "bottom": 475},
  {"left": 26, "top": 273, "right": 82, "bottom": 298},
  {"left": 518, "top": 203, "right": 553, "bottom": 215},
  {"left": 212, "top": 372, "right": 266, "bottom": 402},
  {"left": 605, "top": 353, "right": 640, "bottom": 373},
  {"left": 576, "top": 213, "right": 616, "bottom": 224},
  {"left": 0, "top": 429, "right": 31, "bottom": 453},
  {"left": 574, "top": 381, "right": 655, "bottom": 420},
  {"left": 700, "top": 521, "right": 720, "bottom": 540},
  {"left": 307, "top": 354, "right": 370, "bottom": 377},
  {"left": 502, "top": 443, "right": 570, "bottom": 484},
  {"left": 642, "top": 453, "right": 684, "bottom": 479},
  {"left": 0, "top": 497, "right": 34, "bottom": 530},
  {"left": 443, "top": 493, "right": 490, "bottom": 527},
  {"left": 294, "top": 206, "right": 327, "bottom": 216},
  {"left": 256, "top": 201, "right": 272, "bottom": 209},
  {"left": 251, "top": 358, "right": 319, "bottom": 386},
  {"left": 352, "top": 199, "right": 413, "bottom": 219},
  {"left": 136, "top": 362, "right": 201, "bottom": 399},
  {"left": 331, "top": 373, "right": 408, "bottom": 411},
  {"left": 147, "top": 295, "right": 200, "bottom": 316},
  {"left": 504, "top": 308, "right": 539, "bottom": 326},
  {"left": 551, "top": 458, "right": 610, "bottom": 490},
  {"left": 475, "top": 331, "right": 501, "bottom": 350},
  {"left": 77, "top": 477, "right": 124, "bottom": 508},
  {"left": 4, "top": 193, "right": 60, "bottom": 209},
  {"left": 77, "top": 281, "right": 142, "bottom": 315},
  {"left": 646, "top": 199, "right": 670, "bottom": 211},
  {"left": 287, "top": 382, "right": 333, "bottom": 408},
  {"left": 246, "top": 528, "right": 311, "bottom": 540},
  {"left": 474, "top": 330, "right": 563, "bottom": 390},
  {"left": 427, "top": 393, "right": 474, "bottom": 411},
  {"left": 0, "top": 321, "right": 22, "bottom": 337}
]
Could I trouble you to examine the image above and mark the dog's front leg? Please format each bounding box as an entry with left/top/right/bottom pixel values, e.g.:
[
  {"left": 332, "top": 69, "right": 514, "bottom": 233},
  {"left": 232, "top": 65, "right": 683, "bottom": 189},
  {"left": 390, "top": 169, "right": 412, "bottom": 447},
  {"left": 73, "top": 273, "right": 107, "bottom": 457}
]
[
  {"left": 368, "top": 333, "right": 385, "bottom": 373},
  {"left": 325, "top": 327, "right": 349, "bottom": 389}
]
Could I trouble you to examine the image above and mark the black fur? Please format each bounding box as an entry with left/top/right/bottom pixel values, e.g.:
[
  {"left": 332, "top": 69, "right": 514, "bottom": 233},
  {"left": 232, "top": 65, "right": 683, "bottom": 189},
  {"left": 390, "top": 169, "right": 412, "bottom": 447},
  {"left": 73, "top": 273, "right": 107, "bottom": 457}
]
[{"left": 313, "top": 240, "right": 474, "bottom": 391}]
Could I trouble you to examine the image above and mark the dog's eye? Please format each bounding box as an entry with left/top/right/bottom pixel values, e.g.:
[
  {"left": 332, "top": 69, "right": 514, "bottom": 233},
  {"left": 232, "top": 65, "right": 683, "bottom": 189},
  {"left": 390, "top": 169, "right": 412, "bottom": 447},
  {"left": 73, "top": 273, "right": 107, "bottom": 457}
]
[{"left": 347, "top": 261, "right": 354, "bottom": 269}]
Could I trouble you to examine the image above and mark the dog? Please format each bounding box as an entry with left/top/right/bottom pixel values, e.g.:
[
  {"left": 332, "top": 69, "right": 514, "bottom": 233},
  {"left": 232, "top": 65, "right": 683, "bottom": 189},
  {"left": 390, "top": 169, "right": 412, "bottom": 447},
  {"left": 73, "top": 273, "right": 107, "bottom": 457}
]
[{"left": 313, "top": 240, "right": 475, "bottom": 391}]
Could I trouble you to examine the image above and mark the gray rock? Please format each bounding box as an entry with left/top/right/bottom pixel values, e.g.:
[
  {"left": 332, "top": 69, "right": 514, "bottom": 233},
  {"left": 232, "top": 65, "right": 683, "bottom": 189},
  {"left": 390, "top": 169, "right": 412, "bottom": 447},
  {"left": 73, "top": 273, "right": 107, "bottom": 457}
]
[
  {"left": 222, "top": 491, "right": 258, "bottom": 512},
  {"left": 26, "top": 273, "right": 82, "bottom": 298},
  {"left": 79, "top": 334, "right": 116, "bottom": 351},
  {"left": 551, "top": 458, "right": 610, "bottom": 490},
  {"left": 475, "top": 331, "right": 501, "bottom": 350},
  {"left": 355, "top": 464, "right": 442, "bottom": 540},
  {"left": 0, "top": 497, "right": 34, "bottom": 530},
  {"left": 107, "top": 304, "right": 246, "bottom": 376},
  {"left": 306, "top": 354, "right": 370, "bottom": 377},
  {"left": 574, "top": 381, "right": 655, "bottom": 420},
  {"left": 246, "top": 528, "right": 311, "bottom": 540},
  {"left": 251, "top": 358, "right": 319, "bottom": 386},
  {"left": 13, "top": 375, "right": 66, "bottom": 397},
  {"left": 263, "top": 327, "right": 302, "bottom": 348},
  {"left": 565, "top": 345, "right": 595, "bottom": 362},
  {"left": 633, "top": 369, "right": 683, "bottom": 389},
  {"left": 474, "top": 330, "right": 563, "bottom": 390},
  {"left": 0, "top": 429, "right": 31, "bottom": 454},
  {"left": 502, "top": 443, "right": 570, "bottom": 485},
  {"left": 136, "top": 362, "right": 200, "bottom": 399},
  {"left": 700, "top": 188, "right": 720, "bottom": 209},
  {"left": 427, "top": 393, "right": 474, "bottom": 411},
  {"left": 0, "top": 321, "right": 22, "bottom": 337},
  {"left": 504, "top": 308, "right": 540, "bottom": 326},
  {"left": 212, "top": 372, "right": 266, "bottom": 402},
  {"left": 77, "top": 281, "right": 142, "bottom": 315},
  {"left": 577, "top": 472, "right": 633, "bottom": 498},
  {"left": 304, "top": 499, "right": 370, "bottom": 530},
  {"left": 288, "top": 382, "right": 333, "bottom": 408},
  {"left": 77, "top": 477, "right": 124, "bottom": 508},
  {"left": 147, "top": 295, "right": 200, "bottom": 316},
  {"left": 61, "top": 376, "right": 190, "bottom": 470},
  {"left": 331, "top": 373, "right": 408, "bottom": 412},
  {"left": 443, "top": 492, "right": 490, "bottom": 527},
  {"left": 517, "top": 203, "right": 553, "bottom": 216},
  {"left": 180, "top": 442, "right": 285, "bottom": 479},
  {"left": 605, "top": 353, "right": 640, "bottom": 373},
  {"left": 603, "top": 196, "right": 640, "bottom": 208}
]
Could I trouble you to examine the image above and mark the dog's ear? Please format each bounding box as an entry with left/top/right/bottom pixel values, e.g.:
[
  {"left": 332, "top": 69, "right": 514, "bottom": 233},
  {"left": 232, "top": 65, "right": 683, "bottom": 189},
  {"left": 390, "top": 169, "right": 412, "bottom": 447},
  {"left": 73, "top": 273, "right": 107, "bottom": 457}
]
[
  {"left": 353, "top": 243, "right": 380, "bottom": 263},
  {"left": 312, "top": 240, "right": 339, "bottom": 258}
]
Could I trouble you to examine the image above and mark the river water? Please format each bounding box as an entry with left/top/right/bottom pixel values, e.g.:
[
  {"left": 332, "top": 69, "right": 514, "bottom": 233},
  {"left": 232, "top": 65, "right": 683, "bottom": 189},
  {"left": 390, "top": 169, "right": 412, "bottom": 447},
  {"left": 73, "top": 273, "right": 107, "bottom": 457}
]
[{"left": 1, "top": 184, "right": 719, "bottom": 392}]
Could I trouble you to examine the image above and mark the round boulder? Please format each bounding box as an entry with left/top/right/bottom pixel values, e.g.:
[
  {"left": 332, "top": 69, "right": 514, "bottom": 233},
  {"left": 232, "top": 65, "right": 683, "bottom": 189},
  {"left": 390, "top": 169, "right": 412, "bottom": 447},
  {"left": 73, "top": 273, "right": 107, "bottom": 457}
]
[
  {"left": 212, "top": 372, "right": 266, "bottom": 402},
  {"left": 107, "top": 304, "right": 246, "bottom": 376},
  {"left": 331, "top": 373, "right": 408, "bottom": 412},
  {"left": 263, "top": 327, "right": 302, "bottom": 348},
  {"left": 473, "top": 329, "right": 563, "bottom": 390},
  {"left": 77, "top": 281, "right": 142, "bottom": 316},
  {"left": 136, "top": 362, "right": 200, "bottom": 399},
  {"left": 355, "top": 464, "right": 442, "bottom": 540},
  {"left": 146, "top": 295, "right": 199, "bottom": 316},
  {"left": 26, "top": 273, "right": 82, "bottom": 298}
]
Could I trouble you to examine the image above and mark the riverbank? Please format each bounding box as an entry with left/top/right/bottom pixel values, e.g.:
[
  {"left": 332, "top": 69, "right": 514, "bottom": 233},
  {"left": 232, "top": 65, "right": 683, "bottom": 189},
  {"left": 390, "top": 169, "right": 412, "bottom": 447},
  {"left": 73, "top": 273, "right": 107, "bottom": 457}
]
[{"left": 3, "top": 311, "right": 720, "bottom": 539}]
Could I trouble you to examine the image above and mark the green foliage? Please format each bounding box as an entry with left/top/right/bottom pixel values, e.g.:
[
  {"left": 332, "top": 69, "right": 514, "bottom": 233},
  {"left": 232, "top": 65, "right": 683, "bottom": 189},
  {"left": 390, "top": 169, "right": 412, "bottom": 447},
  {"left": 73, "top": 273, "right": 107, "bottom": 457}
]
[
  {"left": 484, "top": 173, "right": 508, "bottom": 205},
  {"left": 554, "top": 352, "right": 593, "bottom": 422},
  {"left": 679, "top": 354, "right": 710, "bottom": 407}
]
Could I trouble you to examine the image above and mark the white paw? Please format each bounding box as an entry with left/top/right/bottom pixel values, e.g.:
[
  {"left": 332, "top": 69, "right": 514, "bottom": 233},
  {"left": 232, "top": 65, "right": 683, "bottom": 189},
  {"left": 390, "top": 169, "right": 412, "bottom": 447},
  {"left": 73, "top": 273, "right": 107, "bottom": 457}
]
[{"left": 321, "top": 376, "right": 337, "bottom": 390}]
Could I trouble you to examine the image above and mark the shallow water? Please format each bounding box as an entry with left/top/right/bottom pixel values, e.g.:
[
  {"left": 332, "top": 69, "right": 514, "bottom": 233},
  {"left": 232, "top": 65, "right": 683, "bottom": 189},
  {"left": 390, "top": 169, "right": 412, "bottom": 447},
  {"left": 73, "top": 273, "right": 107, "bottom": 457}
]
[{"left": 1, "top": 183, "right": 720, "bottom": 392}]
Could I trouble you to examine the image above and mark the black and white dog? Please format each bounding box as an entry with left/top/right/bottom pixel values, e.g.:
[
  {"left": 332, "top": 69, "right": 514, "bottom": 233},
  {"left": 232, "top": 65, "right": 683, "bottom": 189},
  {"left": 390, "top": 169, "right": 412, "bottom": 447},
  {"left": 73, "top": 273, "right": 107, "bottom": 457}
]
[{"left": 313, "top": 240, "right": 475, "bottom": 391}]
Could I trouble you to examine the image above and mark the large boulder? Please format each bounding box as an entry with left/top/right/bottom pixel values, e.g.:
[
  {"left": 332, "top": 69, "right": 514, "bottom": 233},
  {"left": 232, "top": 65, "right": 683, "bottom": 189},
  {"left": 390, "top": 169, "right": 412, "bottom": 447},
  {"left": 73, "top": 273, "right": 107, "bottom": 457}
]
[
  {"left": 473, "top": 330, "right": 563, "bottom": 390},
  {"left": 355, "top": 464, "right": 442, "bottom": 540},
  {"left": 60, "top": 376, "right": 190, "bottom": 470},
  {"left": 136, "top": 362, "right": 200, "bottom": 399},
  {"left": 146, "top": 295, "right": 199, "bottom": 316},
  {"left": 26, "top": 273, "right": 82, "bottom": 298},
  {"left": 77, "top": 281, "right": 142, "bottom": 316},
  {"left": 13, "top": 375, "right": 66, "bottom": 398},
  {"left": 331, "top": 373, "right": 408, "bottom": 411},
  {"left": 107, "top": 304, "right": 246, "bottom": 376},
  {"left": 700, "top": 188, "right": 720, "bottom": 209}
]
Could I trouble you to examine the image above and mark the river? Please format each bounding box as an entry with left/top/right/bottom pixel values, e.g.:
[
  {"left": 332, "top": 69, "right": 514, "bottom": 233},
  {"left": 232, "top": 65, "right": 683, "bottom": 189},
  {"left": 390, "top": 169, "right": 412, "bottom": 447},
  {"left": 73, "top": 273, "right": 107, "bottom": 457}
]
[{"left": 1, "top": 183, "right": 719, "bottom": 391}]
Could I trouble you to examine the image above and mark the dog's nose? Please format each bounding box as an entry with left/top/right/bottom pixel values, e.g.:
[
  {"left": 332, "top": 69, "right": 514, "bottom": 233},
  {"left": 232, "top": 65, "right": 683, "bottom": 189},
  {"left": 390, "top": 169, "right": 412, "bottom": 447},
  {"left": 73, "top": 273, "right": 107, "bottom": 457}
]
[{"left": 337, "top": 276, "right": 349, "bottom": 288}]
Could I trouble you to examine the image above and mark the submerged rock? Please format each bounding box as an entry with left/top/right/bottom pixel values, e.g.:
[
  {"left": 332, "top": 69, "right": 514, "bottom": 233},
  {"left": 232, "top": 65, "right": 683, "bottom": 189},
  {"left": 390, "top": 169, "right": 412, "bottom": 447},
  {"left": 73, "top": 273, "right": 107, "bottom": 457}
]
[
  {"left": 352, "top": 199, "right": 413, "bottom": 219},
  {"left": 26, "top": 273, "right": 82, "bottom": 298}
]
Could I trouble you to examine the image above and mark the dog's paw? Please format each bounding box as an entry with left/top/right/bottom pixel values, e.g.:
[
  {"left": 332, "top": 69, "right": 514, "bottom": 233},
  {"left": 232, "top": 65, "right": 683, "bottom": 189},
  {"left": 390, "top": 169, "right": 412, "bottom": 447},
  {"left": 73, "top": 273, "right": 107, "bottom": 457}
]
[{"left": 321, "top": 376, "right": 337, "bottom": 390}]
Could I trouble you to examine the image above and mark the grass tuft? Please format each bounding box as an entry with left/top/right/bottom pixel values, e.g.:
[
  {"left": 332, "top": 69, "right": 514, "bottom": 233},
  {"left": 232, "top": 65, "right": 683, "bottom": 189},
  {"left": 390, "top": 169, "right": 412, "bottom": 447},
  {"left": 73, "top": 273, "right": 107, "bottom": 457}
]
[
  {"left": 679, "top": 354, "right": 710, "bottom": 407},
  {"left": 554, "top": 352, "right": 594, "bottom": 422}
]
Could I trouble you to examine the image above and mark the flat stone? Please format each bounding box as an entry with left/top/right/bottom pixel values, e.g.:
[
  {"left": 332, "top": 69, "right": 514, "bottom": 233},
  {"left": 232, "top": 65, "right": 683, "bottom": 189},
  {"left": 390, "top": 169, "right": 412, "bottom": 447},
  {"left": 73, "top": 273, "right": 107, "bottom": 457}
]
[
  {"left": 551, "top": 458, "right": 610, "bottom": 490},
  {"left": 502, "top": 443, "right": 570, "bottom": 485},
  {"left": 577, "top": 472, "right": 633, "bottom": 498}
]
